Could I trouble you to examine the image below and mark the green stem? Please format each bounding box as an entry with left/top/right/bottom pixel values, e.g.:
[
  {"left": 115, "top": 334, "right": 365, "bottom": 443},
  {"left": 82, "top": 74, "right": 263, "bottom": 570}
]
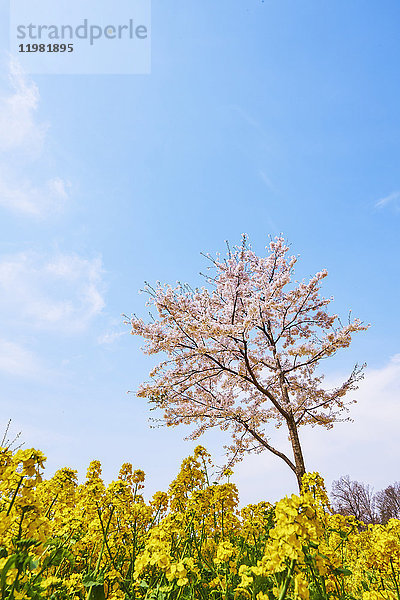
[
  {"left": 44, "top": 494, "right": 58, "bottom": 519},
  {"left": 303, "top": 547, "right": 325, "bottom": 599},
  {"left": 6, "top": 477, "right": 24, "bottom": 517},
  {"left": 278, "top": 559, "right": 296, "bottom": 600},
  {"left": 86, "top": 506, "right": 115, "bottom": 600},
  {"left": 96, "top": 506, "right": 130, "bottom": 595},
  {"left": 390, "top": 558, "right": 400, "bottom": 600}
]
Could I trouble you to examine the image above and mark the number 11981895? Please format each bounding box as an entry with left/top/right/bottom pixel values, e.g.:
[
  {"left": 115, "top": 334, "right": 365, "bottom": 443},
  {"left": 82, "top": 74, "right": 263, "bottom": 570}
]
[{"left": 19, "top": 43, "right": 74, "bottom": 52}]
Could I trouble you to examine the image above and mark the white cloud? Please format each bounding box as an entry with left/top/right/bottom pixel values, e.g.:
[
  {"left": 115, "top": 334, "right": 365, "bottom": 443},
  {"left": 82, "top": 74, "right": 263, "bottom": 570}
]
[
  {"left": 375, "top": 190, "right": 400, "bottom": 209},
  {"left": 0, "top": 57, "right": 46, "bottom": 156},
  {"left": 97, "top": 330, "right": 127, "bottom": 345},
  {"left": 0, "top": 174, "right": 69, "bottom": 217},
  {"left": 259, "top": 170, "right": 274, "bottom": 190},
  {"left": 233, "top": 355, "right": 400, "bottom": 504},
  {"left": 228, "top": 104, "right": 261, "bottom": 129},
  {"left": 0, "top": 251, "right": 105, "bottom": 333},
  {"left": 0, "top": 338, "right": 45, "bottom": 378},
  {"left": 0, "top": 57, "right": 70, "bottom": 217}
]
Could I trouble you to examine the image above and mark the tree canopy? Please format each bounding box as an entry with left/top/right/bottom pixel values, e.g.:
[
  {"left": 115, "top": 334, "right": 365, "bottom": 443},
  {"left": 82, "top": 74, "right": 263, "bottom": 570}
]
[{"left": 129, "top": 236, "right": 368, "bottom": 489}]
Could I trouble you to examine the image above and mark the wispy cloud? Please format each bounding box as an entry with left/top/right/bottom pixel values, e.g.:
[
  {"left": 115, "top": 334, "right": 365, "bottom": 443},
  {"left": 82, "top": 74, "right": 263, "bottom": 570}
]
[
  {"left": 0, "top": 57, "right": 70, "bottom": 218},
  {"left": 374, "top": 190, "right": 400, "bottom": 209},
  {"left": 0, "top": 251, "right": 105, "bottom": 333},
  {"left": 259, "top": 170, "right": 276, "bottom": 192},
  {"left": 234, "top": 355, "right": 400, "bottom": 504},
  {"left": 0, "top": 57, "right": 46, "bottom": 156},
  {"left": 227, "top": 104, "right": 261, "bottom": 129},
  {"left": 0, "top": 338, "right": 46, "bottom": 378},
  {"left": 97, "top": 330, "right": 128, "bottom": 345},
  {"left": 0, "top": 174, "right": 70, "bottom": 217}
]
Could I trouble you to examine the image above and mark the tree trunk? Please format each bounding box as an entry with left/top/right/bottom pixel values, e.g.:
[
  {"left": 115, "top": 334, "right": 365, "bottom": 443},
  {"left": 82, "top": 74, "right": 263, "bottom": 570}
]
[{"left": 286, "top": 417, "right": 306, "bottom": 492}]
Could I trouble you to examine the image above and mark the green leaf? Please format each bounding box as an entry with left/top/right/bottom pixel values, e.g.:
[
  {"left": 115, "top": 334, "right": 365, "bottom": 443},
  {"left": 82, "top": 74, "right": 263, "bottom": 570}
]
[
  {"left": 0, "top": 554, "right": 17, "bottom": 593},
  {"left": 28, "top": 557, "right": 39, "bottom": 570},
  {"left": 14, "top": 538, "right": 41, "bottom": 551},
  {"left": 83, "top": 572, "right": 105, "bottom": 587},
  {"left": 91, "top": 586, "right": 106, "bottom": 600},
  {"left": 333, "top": 567, "right": 352, "bottom": 577},
  {"left": 361, "top": 581, "right": 369, "bottom": 591},
  {"left": 82, "top": 573, "right": 106, "bottom": 600}
]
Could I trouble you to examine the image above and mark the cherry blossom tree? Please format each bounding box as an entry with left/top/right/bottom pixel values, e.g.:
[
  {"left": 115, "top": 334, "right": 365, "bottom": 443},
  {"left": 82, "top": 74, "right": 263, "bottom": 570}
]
[{"left": 128, "top": 236, "right": 368, "bottom": 490}]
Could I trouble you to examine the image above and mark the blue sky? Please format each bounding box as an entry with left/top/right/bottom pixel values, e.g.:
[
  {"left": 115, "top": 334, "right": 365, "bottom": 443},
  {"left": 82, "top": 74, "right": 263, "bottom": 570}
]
[{"left": 1, "top": 0, "right": 400, "bottom": 504}]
